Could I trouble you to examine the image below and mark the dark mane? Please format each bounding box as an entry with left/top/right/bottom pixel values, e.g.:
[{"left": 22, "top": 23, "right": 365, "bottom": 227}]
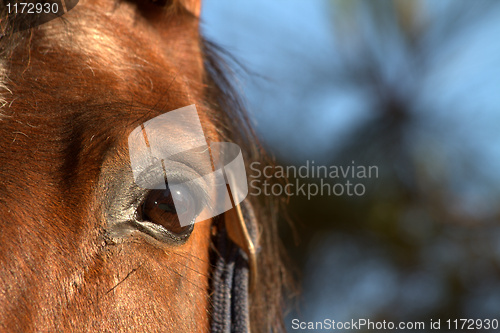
[{"left": 202, "top": 39, "right": 291, "bottom": 332}]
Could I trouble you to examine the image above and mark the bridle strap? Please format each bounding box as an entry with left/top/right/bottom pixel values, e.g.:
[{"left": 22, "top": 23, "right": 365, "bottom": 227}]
[
  {"left": 211, "top": 202, "right": 258, "bottom": 333},
  {"left": 225, "top": 201, "right": 258, "bottom": 293}
]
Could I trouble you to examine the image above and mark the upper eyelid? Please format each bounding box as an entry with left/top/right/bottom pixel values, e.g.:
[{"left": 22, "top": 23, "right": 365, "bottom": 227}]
[
  {"left": 133, "top": 159, "right": 211, "bottom": 211},
  {"left": 134, "top": 158, "right": 207, "bottom": 188}
]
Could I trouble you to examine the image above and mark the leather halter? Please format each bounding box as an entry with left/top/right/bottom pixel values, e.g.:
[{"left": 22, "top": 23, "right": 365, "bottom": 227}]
[{"left": 211, "top": 200, "right": 258, "bottom": 332}]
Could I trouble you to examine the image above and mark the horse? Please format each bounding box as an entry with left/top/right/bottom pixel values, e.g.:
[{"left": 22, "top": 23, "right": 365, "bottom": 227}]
[{"left": 0, "top": 0, "right": 288, "bottom": 331}]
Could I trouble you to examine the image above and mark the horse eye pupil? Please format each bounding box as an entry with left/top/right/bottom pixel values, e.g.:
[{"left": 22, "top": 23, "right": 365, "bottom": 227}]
[
  {"left": 141, "top": 186, "right": 193, "bottom": 235},
  {"left": 157, "top": 202, "right": 175, "bottom": 213}
]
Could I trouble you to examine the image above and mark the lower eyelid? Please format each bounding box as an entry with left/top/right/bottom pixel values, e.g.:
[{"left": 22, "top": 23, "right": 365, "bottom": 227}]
[{"left": 133, "top": 220, "right": 195, "bottom": 244}]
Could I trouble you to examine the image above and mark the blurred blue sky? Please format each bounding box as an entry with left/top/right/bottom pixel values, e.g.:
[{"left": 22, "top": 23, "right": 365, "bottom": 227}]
[
  {"left": 202, "top": 0, "right": 500, "bottom": 219},
  {"left": 201, "top": 0, "right": 362, "bottom": 159}
]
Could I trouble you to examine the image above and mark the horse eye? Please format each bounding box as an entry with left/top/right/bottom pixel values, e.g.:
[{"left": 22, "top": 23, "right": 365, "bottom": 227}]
[{"left": 139, "top": 185, "right": 196, "bottom": 236}]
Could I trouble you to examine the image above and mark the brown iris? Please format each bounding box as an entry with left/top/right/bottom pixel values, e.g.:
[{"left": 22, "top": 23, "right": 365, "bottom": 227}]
[{"left": 141, "top": 185, "right": 195, "bottom": 235}]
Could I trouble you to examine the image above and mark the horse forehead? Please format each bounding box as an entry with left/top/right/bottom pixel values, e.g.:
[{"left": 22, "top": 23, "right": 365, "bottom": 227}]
[
  {"left": 1, "top": 0, "right": 205, "bottom": 103},
  {"left": 0, "top": 35, "right": 185, "bottom": 189},
  {"left": 61, "top": 0, "right": 204, "bottom": 79},
  {"left": 37, "top": 12, "right": 201, "bottom": 103},
  {"left": 1, "top": 7, "right": 204, "bottom": 129},
  {"left": 0, "top": 0, "right": 213, "bottom": 189}
]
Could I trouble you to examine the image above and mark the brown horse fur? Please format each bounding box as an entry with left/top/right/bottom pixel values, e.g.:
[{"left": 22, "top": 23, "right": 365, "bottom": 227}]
[{"left": 0, "top": 0, "right": 289, "bottom": 331}]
